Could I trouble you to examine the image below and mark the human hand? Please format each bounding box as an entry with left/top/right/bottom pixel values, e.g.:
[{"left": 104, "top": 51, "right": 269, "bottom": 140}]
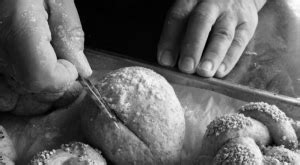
[
  {"left": 0, "top": 0, "right": 92, "bottom": 94},
  {"left": 158, "top": 0, "right": 266, "bottom": 77}
]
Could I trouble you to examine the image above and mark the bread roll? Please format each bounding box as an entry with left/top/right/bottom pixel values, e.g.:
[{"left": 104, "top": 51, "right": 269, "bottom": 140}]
[
  {"left": 239, "top": 102, "right": 298, "bottom": 149},
  {"left": 80, "top": 67, "right": 185, "bottom": 164},
  {"left": 214, "top": 137, "right": 264, "bottom": 165},
  {"left": 30, "top": 142, "right": 106, "bottom": 165},
  {"left": 200, "top": 114, "right": 271, "bottom": 158}
]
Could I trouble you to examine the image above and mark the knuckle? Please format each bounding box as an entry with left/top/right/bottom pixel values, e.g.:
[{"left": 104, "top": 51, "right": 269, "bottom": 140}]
[
  {"left": 67, "top": 27, "right": 85, "bottom": 47},
  {"left": 223, "top": 53, "right": 236, "bottom": 64},
  {"left": 54, "top": 25, "right": 84, "bottom": 40},
  {"left": 192, "top": 2, "right": 217, "bottom": 23},
  {"left": 213, "top": 28, "right": 234, "bottom": 41},
  {"left": 207, "top": 50, "right": 221, "bottom": 59},
  {"left": 232, "top": 30, "right": 250, "bottom": 48},
  {"left": 70, "top": 27, "right": 84, "bottom": 42},
  {"left": 182, "top": 42, "right": 201, "bottom": 52},
  {"left": 167, "top": 0, "right": 197, "bottom": 21},
  {"left": 168, "top": 9, "right": 189, "bottom": 21},
  {"left": 53, "top": 25, "right": 85, "bottom": 51},
  {"left": 232, "top": 36, "right": 245, "bottom": 48},
  {"left": 191, "top": 9, "right": 215, "bottom": 24}
]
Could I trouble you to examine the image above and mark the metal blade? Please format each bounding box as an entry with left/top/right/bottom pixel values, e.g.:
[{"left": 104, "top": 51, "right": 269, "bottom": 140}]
[{"left": 79, "top": 76, "right": 120, "bottom": 128}]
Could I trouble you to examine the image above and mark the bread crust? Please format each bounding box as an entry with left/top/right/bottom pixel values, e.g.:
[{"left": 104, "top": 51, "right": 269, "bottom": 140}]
[{"left": 214, "top": 137, "right": 264, "bottom": 165}]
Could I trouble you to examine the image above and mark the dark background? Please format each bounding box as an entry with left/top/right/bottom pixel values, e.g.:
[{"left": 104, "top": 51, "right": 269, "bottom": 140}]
[{"left": 75, "top": 1, "right": 174, "bottom": 63}]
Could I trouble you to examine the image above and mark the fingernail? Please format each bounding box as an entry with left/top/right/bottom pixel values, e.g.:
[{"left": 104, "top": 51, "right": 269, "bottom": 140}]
[
  {"left": 217, "top": 63, "right": 226, "bottom": 73},
  {"left": 159, "top": 51, "right": 173, "bottom": 66},
  {"left": 180, "top": 57, "right": 195, "bottom": 72},
  {"left": 200, "top": 60, "right": 213, "bottom": 72},
  {"left": 77, "top": 52, "right": 93, "bottom": 77}
]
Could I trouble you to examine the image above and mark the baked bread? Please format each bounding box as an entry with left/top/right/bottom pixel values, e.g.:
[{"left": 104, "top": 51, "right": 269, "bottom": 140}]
[
  {"left": 80, "top": 67, "right": 185, "bottom": 164},
  {"left": 239, "top": 102, "right": 298, "bottom": 149},
  {"left": 214, "top": 137, "right": 264, "bottom": 165},
  {"left": 200, "top": 114, "right": 271, "bottom": 158},
  {"left": 30, "top": 142, "right": 106, "bottom": 165},
  {"left": 201, "top": 102, "right": 300, "bottom": 165}
]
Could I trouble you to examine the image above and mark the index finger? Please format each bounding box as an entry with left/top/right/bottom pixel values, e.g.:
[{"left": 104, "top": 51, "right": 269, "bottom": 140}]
[
  {"left": 158, "top": 0, "right": 197, "bottom": 67},
  {"left": 179, "top": 2, "right": 219, "bottom": 73},
  {"left": 47, "top": 0, "right": 92, "bottom": 78}
]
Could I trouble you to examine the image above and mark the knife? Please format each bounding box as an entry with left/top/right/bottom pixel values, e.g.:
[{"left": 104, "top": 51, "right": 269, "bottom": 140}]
[{"left": 79, "top": 76, "right": 120, "bottom": 128}]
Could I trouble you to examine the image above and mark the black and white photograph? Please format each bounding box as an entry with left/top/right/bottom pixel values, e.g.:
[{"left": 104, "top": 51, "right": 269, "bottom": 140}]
[{"left": 1, "top": 0, "right": 300, "bottom": 164}]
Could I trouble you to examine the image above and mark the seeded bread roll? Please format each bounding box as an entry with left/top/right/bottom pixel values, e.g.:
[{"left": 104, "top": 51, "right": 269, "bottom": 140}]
[
  {"left": 0, "top": 126, "right": 16, "bottom": 162},
  {"left": 214, "top": 137, "right": 264, "bottom": 165},
  {"left": 200, "top": 114, "right": 271, "bottom": 158},
  {"left": 80, "top": 67, "right": 185, "bottom": 164},
  {"left": 263, "top": 146, "right": 300, "bottom": 165},
  {"left": 239, "top": 102, "right": 298, "bottom": 149},
  {"left": 30, "top": 142, "right": 106, "bottom": 165}
]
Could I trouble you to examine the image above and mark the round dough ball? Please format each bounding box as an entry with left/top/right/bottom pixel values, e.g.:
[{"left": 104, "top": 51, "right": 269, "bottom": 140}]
[
  {"left": 30, "top": 142, "right": 106, "bottom": 165},
  {"left": 80, "top": 67, "right": 185, "bottom": 164}
]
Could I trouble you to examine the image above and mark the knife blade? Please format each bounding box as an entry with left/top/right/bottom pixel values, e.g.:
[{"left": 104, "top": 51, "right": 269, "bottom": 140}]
[{"left": 79, "top": 76, "right": 120, "bottom": 128}]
